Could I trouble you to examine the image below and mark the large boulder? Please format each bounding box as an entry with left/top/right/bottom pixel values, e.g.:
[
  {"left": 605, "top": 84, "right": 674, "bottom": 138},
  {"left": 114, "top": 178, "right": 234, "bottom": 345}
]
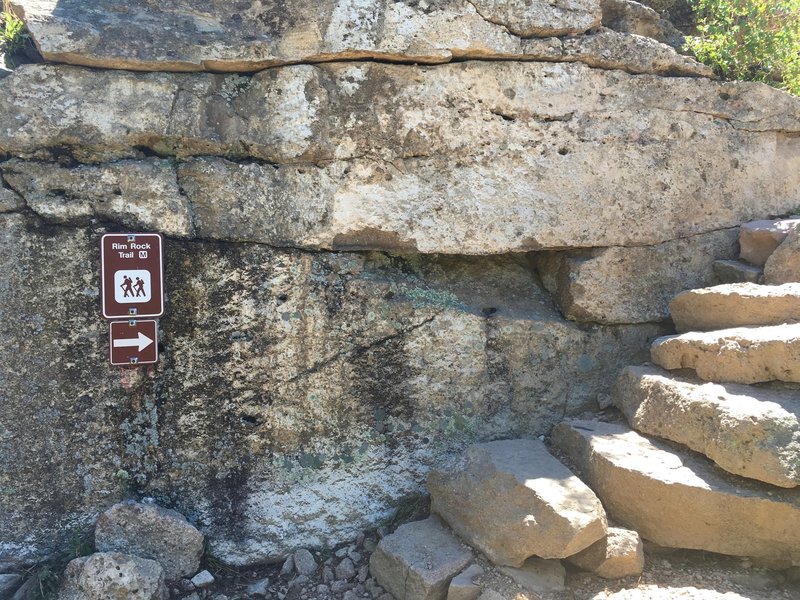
[
  {"left": 650, "top": 324, "right": 800, "bottom": 384},
  {"left": 765, "top": 226, "right": 800, "bottom": 285},
  {"left": 0, "top": 61, "right": 797, "bottom": 253},
  {"left": 59, "top": 552, "right": 167, "bottom": 600},
  {"left": 669, "top": 283, "right": 800, "bottom": 332},
  {"left": 552, "top": 420, "right": 800, "bottom": 566},
  {"left": 94, "top": 501, "right": 204, "bottom": 580},
  {"left": 369, "top": 517, "right": 472, "bottom": 600},
  {"left": 428, "top": 439, "right": 607, "bottom": 566},
  {"left": 535, "top": 228, "right": 738, "bottom": 324},
  {"left": 0, "top": 213, "right": 660, "bottom": 567},
  {"left": 613, "top": 365, "right": 800, "bottom": 488}
]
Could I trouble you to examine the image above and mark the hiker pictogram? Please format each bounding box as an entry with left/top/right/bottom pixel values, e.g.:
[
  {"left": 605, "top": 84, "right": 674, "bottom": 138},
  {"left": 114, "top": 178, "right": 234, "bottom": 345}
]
[{"left": 114, "top": 270, "right": 152, "bottom": 304}]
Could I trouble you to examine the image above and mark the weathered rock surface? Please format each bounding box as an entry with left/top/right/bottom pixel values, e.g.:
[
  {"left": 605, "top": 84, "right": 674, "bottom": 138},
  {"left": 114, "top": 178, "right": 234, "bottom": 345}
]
[
  {"left": 369, "top": 517, "right": 472, "bottom": 600},
  {"left": 59, "top": 552, "right": 167, "bottom": 600},
  {"left": 552, "top": 420, "right": 800, "bottom": 565},
  {"left": 0, "top": 213, "right": 660, "bottom": 566},
  {"left": 2, "top": 60, "right": 797, "bottom": 253},
  {"left": 0, "top": 183, "right": 24, "bottom": 213},
  {"left": 566, "top": 526, "right": 644, "bottom": 579},
  {"left": 0, "top": 573, "right": 22, "bottom": 597},
  {"left": 613, "top": 365, "right": 800, "bottom": 487},
  {"left": 669, "top": 283, "right": 800, "bottom": 332},
  {"left": 497, "top": 558, "right": 566, "bottom": 593},
  {"left": 11, "top": 0, "right": 694, "bottom": 73},
  {"left": 651, "top": 324, "right": 800, "bottom": 384},
  {"left": 428, "top": 439, "right": 607, "bottom": 566},
  {"left": 739, "top": 219, "right": 800, "bottom": 267},
  {"left": 2, "top": 159, "right": 191, "bottom": 237},
  {"left": 601, "top": 0, "right": 684, "bottom": 48},
  {"left": 94, "top": 501, "right": 204, "bottom": 580},
  {"left": 535, "top": 229, "right": 738, "bottom": 324},
  {"left": 765, "top": 227, "right": 800, "bottom": 285},
  {"left": 713, "top": 259, "right": 762, "bottom": 284}
]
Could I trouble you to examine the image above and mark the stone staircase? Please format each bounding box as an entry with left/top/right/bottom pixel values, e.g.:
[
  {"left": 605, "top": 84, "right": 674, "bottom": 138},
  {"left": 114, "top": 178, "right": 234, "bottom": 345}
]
[
  {"left": 554, "top": 216, "right": 800, "bottom": 568},
  {"left": 368, "top": 218, "right": 800, "bottom": 599}
]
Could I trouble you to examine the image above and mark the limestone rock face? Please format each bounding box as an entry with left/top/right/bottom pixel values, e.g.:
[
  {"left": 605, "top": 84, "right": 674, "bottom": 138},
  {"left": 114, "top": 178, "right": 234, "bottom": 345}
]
[
  {"left": 651, "top": 324, "right": 800, "bottom": 384},
  {"left": 765, "top": 227, "right": 800, "bottom": 285},
  {"left": 0, "top": 184, "right": 23, "bottom": 213},
  {"left": 613, "top": 365, "right": 800, "bottom": 487},
  {"left": 740, "top": 219, "right": 800, "bottom": 266},
  {"left": 59, "top": 552, "right": 167, "bottom": 600},
  {"left": 0, "top": 213, "right": 660, "bottom": 567},
  {"left": 565, "top": 526, "right": 644, "bottom": 579},
  {"left": 428, "top": 439, "right": 607, "bottom": 566},
  {"left": 469, "top": 0, "right": 601, "bottom": 37},
  {"left": 369, "top": 517, "right": 472, "bottom": 600},
  {"left": 1, "top": 62, "right": 796, "bottom": 253},
  {"left": 94, "top": 501, "right": 204, "bottom": 580},
  {"left": 10, "top": 0, "right": 605, "bottom": 72},
  {"left": 535, "top": 229, "right": 738, "bottom": 324},
  {"left": 2, "top": 159, "right": 192, "bottom": 237},
  {"left": 669, "top": 283, "right": 800, "bottom": 332},
  {"left": 497, "top": 558, "right": 566, "bottom": 593},
  {"left": 552, "top": 420, "right": 800, "bottom": 566}
]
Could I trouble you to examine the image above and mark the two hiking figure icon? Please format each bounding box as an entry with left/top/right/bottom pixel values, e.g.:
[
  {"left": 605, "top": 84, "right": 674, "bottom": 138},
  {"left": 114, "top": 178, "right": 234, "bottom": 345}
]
[
  {"left": 121, "top": 275, "right": 146, "bottom": 298},
  {"left": 113, "top": 270, "right": 152, "bottom": 304}
]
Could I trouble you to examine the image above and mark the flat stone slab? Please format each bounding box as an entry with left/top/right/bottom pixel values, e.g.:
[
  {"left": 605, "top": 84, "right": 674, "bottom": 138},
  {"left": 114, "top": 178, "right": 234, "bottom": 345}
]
[
  {"left": 369, "top": 516, "right": 472, "bottom": 600},
  {"left": 713, "top": 259, "right": 762, "bottom": 284},
  {"left": 9, "top": 0, "right": 713, "bottom": 76},
  {"left": 765, "top": 226, "right": 800, "bottom": 285},
  {"left": 498, "top": 558, "right": 565, "bottom": 593},
  {"left": 428, "top": 439, "right": 607, "bottom": 567},
  {"left": 2, "top": 61, "right": 796, "bottom": 254},
  {"left": 669, "top": 283, "right": 800, "bottom": 332},
  {"left": 565, "top": 526, "right": 644, "bottom": 579},
  {"left": 613, "top": 365, "right": 800, "bottom": 487},
  {"left": 535, "top": 229, "right": 738, "bottom": 324},
  {"left": 740, "top": 219, "right": 800, "bottom": 267},
  {"left": 651, "top": 323, "right": 800, "bottom": 384},
  {"left": 552, "top": 420, "right": 800, "bottom": 565}
]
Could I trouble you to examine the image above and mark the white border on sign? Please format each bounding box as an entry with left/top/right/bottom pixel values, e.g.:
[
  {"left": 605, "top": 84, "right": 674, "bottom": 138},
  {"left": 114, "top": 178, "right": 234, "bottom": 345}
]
[
  {"left": 108, "top": 320, "right": 160, "bottom": 366},
  {"left": 101, "top": 233, "right": 165, "bottom": 319}
]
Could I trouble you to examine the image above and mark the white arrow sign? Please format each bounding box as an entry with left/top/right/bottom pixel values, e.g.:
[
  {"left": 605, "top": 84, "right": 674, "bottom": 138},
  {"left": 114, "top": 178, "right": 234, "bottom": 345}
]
[{"left": 112, "top": 331, "right": 154, "bottom": 351}]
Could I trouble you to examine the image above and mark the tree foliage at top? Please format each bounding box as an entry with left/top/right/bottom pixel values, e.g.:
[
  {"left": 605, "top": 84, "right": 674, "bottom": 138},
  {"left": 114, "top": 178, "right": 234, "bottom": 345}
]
[{"left": 686, "top": 0, "right": 800, "bottom": 95}]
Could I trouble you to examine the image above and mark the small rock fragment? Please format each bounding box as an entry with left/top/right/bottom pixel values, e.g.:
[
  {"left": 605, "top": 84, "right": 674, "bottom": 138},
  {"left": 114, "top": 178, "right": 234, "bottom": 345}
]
[
  {"left": 280, "top": 555, "right": 295, "bottom": 578},
  {"left": 740, "top": 219, "right": 800, "bottom": 266},
  {"left": 336, "top": 557, "right": 356, "bottom": 580},
  {"left": 190, "top": 570, "right": 215, "bottom": 588},
  {"left": 246, "top": 577, "right": 270, "bottom": 598},
  {"left": 447, "top": 564, "right": 483, "bottom": 600},
  {"left": 294, "top": 549, "right": 317, "bottom": 576},
  {"left": 566, "top": 526, "right": 644, "bottom": 579}
]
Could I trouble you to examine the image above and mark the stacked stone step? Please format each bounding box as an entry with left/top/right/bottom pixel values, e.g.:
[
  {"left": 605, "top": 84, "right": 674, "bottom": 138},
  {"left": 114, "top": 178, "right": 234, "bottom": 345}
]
[
  {"left": 553, "top": 217, "right": 800, "bottom": 573},
  {"left": 369, "top": 439, "right": 645, "bottom": 600}
]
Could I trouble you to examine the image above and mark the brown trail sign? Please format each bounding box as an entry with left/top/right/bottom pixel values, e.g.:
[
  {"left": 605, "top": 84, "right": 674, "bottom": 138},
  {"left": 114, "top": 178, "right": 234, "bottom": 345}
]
[
  {"left": 101, "top": 233, "right": 164, "bottom": 319},
  {"left": 109, "top": 320, "right": 159, "bottom": 365}
]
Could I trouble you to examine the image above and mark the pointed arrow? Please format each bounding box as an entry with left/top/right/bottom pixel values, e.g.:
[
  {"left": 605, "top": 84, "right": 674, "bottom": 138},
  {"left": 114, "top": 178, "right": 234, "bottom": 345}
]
[{"left": 112, "top": 331, "right": 154, "bottom": 351}]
